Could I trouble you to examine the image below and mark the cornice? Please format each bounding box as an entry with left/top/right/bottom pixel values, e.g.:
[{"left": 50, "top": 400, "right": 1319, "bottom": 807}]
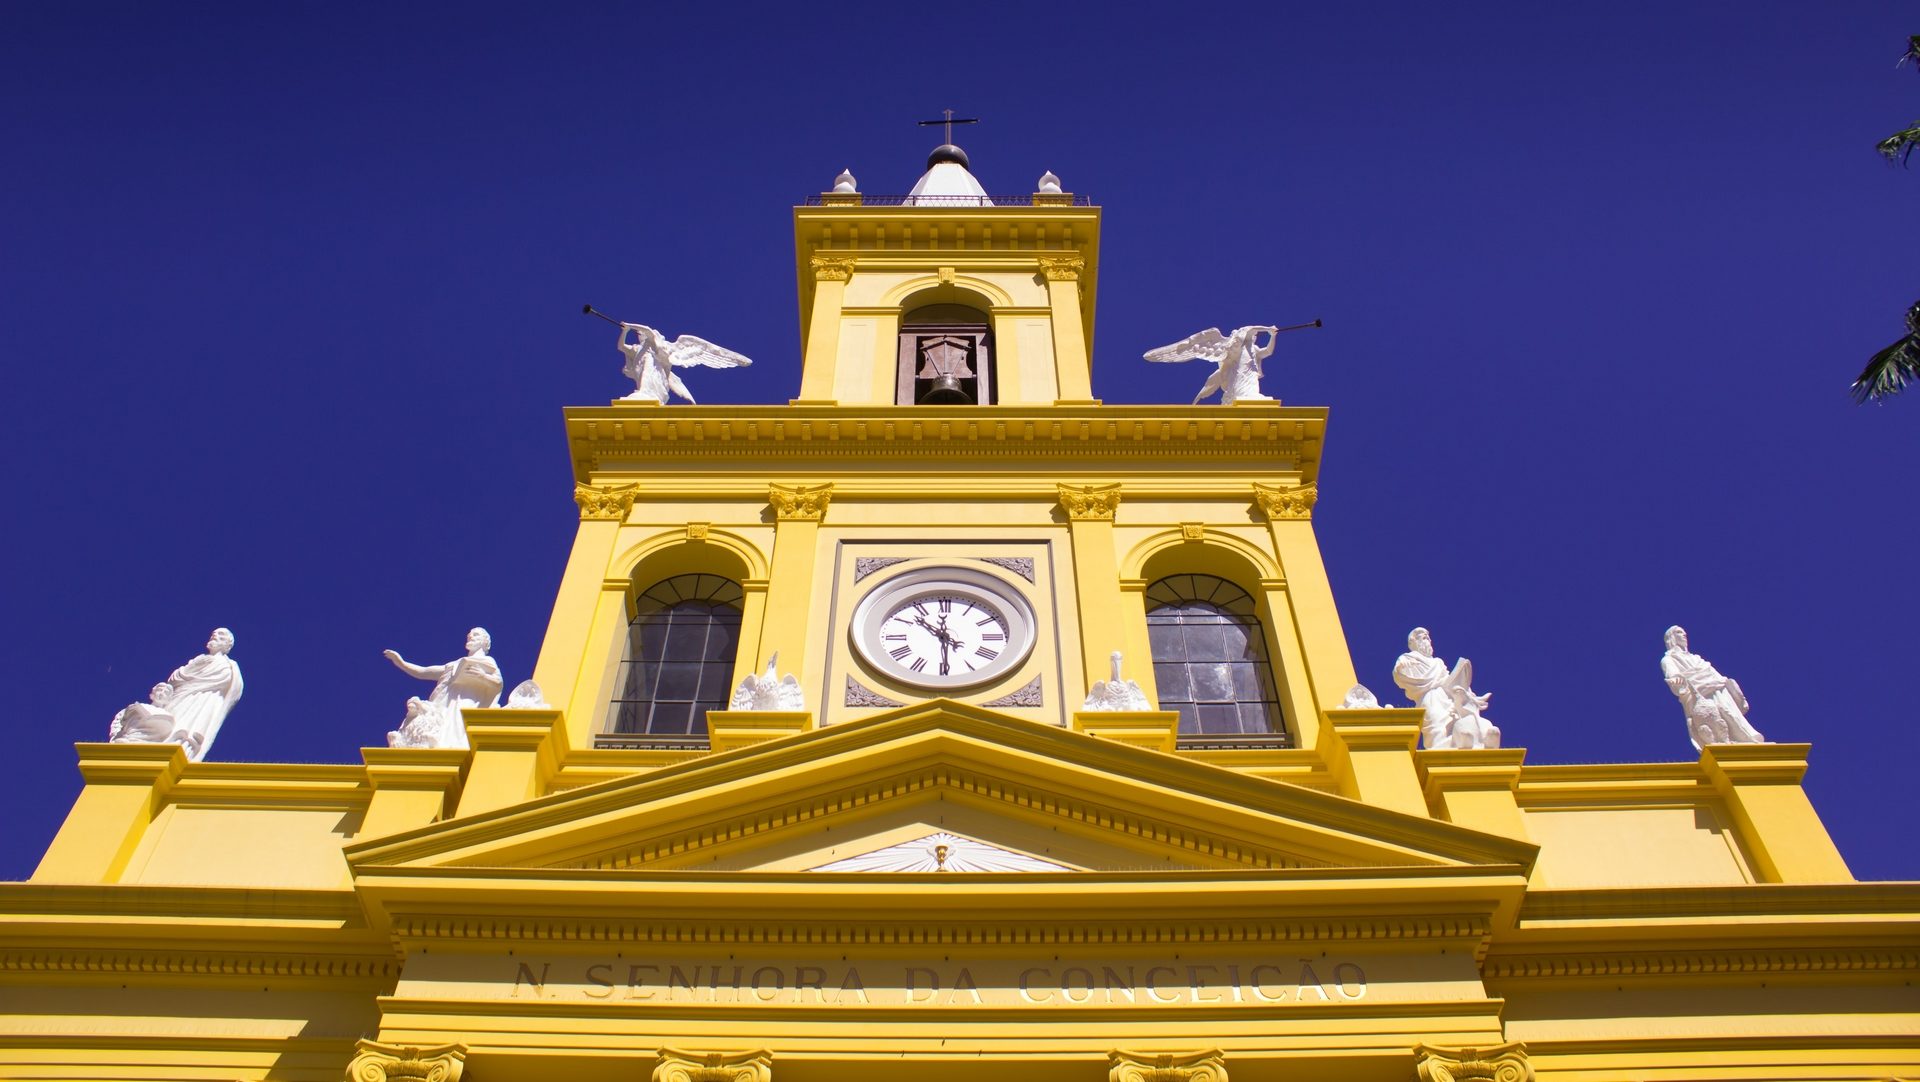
[
  {"left": 0, "top": 946, "right": 399, "bottom": 982},
  {"left": 1513, "top": 882, "right": 1920, "bottom": 924},
  {"left": 347, "top": 703, "right": 1536, "bottom": 873},
  {"left": 564, "top": 405, "right": 1326, "bottom": 483},
  {"left": 0, "top": 883, "right": 365, "bottom": 927},
  {"left": 374, "top": 895, "right": 1497, "bottom": 948},
  {"left": 1482, "top": 945, "right": 1920, "bottom": 981}
]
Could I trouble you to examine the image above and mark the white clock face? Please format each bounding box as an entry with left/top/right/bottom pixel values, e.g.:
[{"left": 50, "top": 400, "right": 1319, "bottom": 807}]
[
  {"left": 877, "top": 593, "right": 1011, "bottom": 680},
  {"left": 850, "top": 566, "right": 1037, "bottom": 691}
]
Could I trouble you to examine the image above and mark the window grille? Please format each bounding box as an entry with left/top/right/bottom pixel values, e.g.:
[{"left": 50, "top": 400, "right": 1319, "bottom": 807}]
[
  {"left": 1145, "top": 574, "right": 1290, "bottom": 747},
  {"left": 605, "top": 574, "right": 743, "bottom": 742}
]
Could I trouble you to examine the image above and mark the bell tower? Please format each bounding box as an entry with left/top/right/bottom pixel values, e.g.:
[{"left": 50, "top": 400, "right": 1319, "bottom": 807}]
[{"left": 792, "top": 142, "right": 1101, "bottom": 406}]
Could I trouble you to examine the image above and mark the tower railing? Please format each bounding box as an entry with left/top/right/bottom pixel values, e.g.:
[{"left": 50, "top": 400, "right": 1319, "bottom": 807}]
[{"left": 801, "top": 194, "right": 1093, "bottom": 207}]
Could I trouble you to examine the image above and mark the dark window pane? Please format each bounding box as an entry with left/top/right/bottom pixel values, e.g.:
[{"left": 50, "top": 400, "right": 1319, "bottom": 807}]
[
  {"left": 1183, "top": 624, "right": 1227, "bottom": 663},
  {"left": 1230, "top": 663, "right": 1262, "bottom": 700},
  {"left": 699, "top": 663, "right": 737, "bottom": 701},
  {"left": 1148, "top": 623, "right": 1186, "bottom": 661},
  {"left": 649, "top": 702, "right": 694, "bottom": 735},
  {"left": 1197, "top": 704, "right": 1241, "bottom": 734},
  {"left": 655, "top": 662, "right": 701, "bottom": 700},
  {"left": 1219, "top": 621, "right": 1250, "bottom": 657},
  {"left": 662, "top": 626, "right": 708, "bottom": 661},
  {"left": 1154, "top": 663, "right": 1192, "bottom": 702},
  {"left": 1191, "top": 661, "right": 1233, "bottom": 702},
  {"left": 1239, "top": 702, "right": 1276, "bottom": 733},
  {"left": 1172, "top": 702, "right": 1200, "bottom": 734}
]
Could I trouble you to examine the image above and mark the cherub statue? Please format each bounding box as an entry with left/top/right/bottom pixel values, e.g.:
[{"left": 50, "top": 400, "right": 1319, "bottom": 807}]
[
  {"left": 386, "top": 697, "right": 446, "bottom": 749},
  {"left": 730, "top": 653, "right": 805, "bottom": 711},
  {"left": 1082, "top": 651, "right": 1152, "bottom": 712},
  {"left": 1339, "top": 684, "right": 1384, "bottom": 709},
  {"left": 1144, "top": 325, "right": 1282, "bottom": 405},
  {"left": 616, "top": 322, "right": 752, "bottom": 404}
]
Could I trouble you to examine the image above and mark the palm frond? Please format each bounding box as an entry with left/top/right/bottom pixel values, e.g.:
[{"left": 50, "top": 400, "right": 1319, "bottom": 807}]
[
  {"left": 1879, "top": 122, "right": 1920, "bottom": 165},
  {"left": 1905, "top": 34, "right": 1920, "bottom": 68},
  {"left": 1851, "top": 301, "right": 1920, "bottom": 403}
]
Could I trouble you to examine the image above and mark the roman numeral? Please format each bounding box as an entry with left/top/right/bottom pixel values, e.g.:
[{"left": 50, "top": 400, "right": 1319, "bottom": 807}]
[
  {"left": 975, "top": 647, "right": 999, "bottom": 660},
  {"left": 883, "top": 634, "right": 907, "bottom": 641},
  {"left": 910, "top": 658, "right": 928, "bottom": 672},
  {"left": 914, "top": 603, "right": 928, "bottom": 616},
  {"left": 982, "top": 632, "right": 1006, "bottom": 641},
  {"left": 890, "top": 646, "right": 912, "bottom": 660},
  {"left": 937, "top": 597, "right": 951, "bottom": 613},
  {"left": 975, "top": 617, "right": 996, "bottom": 626}
]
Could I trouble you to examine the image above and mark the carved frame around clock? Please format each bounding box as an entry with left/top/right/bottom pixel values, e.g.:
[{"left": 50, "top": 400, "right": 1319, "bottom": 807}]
[{"left": 848, "top": 565, "right": 1038, "bottom": 691}]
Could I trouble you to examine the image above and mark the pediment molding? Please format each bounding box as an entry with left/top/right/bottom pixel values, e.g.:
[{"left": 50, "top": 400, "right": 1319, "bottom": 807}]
[{"left": 347, "top": 702, "right": 1536, "bottom": 878}]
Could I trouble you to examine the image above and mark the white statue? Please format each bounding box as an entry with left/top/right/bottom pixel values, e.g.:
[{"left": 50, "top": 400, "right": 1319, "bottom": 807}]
[
  {"left": 382, "top": 627, "right": 504, "bottom": 750},
  {"left": 506, "top": 679, "right": 548, "bottom": 709},
  {"left": 1082, "top": 651, "right": 1152, "bottom": 711},
  {"left": 386, "top": 697, "right": 445, "bottom": 749},
  {"left": 729, "top": 653, "right": 805, "bottom": 711},
  {"left": 1662, "top": 625, "right": 1766, "bottom": 752},
  {"left": 163, "top": 627, "right": 244, "bottom": 761},
  {"left": 109, "top": 682, "right": 178, "bottom": 745},
  {"left": 1393, "top": 627, "right": 1500, "bottom": 750},
  {"left": 615, "top": 322, "right": 752, "bottom": 404},
  {"left": 1339, "top": 684, "right": 1383, "bottom": 709},
  {"left": 1144, "top": 325, "right": 1281, "bottom": 405}
]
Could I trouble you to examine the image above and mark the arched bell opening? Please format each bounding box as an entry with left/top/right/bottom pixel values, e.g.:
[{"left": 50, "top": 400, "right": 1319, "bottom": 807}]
[{"left": 898, "top": 301, "right": 995, "bottom": 405}]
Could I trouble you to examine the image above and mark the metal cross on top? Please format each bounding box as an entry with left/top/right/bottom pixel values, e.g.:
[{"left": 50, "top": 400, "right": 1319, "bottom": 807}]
[{"left": 917, "top": 109, "right": 979, "bottom": 144}]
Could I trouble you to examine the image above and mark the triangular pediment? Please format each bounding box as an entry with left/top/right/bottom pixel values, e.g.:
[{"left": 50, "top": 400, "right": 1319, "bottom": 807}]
[{"left": 346, "top": 701, "right": 1536, "bottom": 879}]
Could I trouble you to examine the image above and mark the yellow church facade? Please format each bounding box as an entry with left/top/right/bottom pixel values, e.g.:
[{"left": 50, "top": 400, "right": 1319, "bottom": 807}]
[{"left": 4, "top": 148, "right": 1915, "bottom": 1082}]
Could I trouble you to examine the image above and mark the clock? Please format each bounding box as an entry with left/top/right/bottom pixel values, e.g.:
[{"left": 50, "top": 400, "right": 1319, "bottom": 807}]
[{"left": 850, "top": 565, "right": 1037, "bottom": 690}]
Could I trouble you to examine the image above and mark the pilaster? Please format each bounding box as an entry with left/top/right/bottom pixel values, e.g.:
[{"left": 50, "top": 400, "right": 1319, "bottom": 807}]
[
  {"left": 1108, "top": 1049, "right": 1228, "bottom": 1082},
  {"left": 1413, "top": 1041, "right": 1534, "bottom": 1082},
  {"left": 1073, "top": 710, "right": 1180, "bottom": 753},
  {"left": 455, "top": 708, "right": 567, "bottom": 818},
  {"left": 706, "top": 710, "right": 814, "bottom": 754},
  {"left": 1418, "top": 748, "right": 1530, "bottom": 841},
  {"left": 797, "top": 257, "right": 854, "bottom": 403},
  {"left": 653, "top": 1048, "right": 773, "bottom": 1082},
  {"left": 359, "top": 746, "right": 466, "bottom": 839},
  {"left": 540, "top": 482, "right": 635, "bottom": 746},
  {"left": 1116, "top": 577, "right": 1162, "bottom": 706},
  {"left": 1323, "top": 709, "right": 1430, "bottom": 819},
  {"left": 32, "top": 743, "right": 187, "bottom": 882},
  {"left": 1059, "top": 483, "right": 1127, "bottom": 697},
  {"left": 1039, "top": 256, "right": 1096, "bottom": 403},
  {"left": 758, "top": 483, "right": 831, "bottom": 678},
  {"left": 346, "top": 1039, "right": 467, "bottom": 1081},
  {"left": 1701, "top": 742, "right": 1852, "bottom": 883},
  {"left": 1254, "top": 482, "right": 1357, "bottom": 740}
]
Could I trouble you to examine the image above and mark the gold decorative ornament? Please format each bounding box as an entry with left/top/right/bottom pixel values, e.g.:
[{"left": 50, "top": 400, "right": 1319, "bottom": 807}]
[
  {"left": 1108, "top": 1048, "right": 1228, "bottom": 1082},
  {"left": 686, "top": 521, "right": 711, "bottom": 541},
  {"left": 1180, "top": 522, "right": 1205, "bottom": 541},
  {"left": 1038, "top": 255, "right": 1086, "bottom": 281},
  {"left": 1058, "top": 482, "right": 1121, "bottom": 521},
  {"left": 347, "top": 1040, "right": 466, "bottom": 1082},
  {"left": 769, "top": 482, "right": 833, "bottom": 521},
  {"left": 653, "top": 1048, "right": 774, "bottom": 1082},
  {"left": 809, "top": 256, "right": 855, "bottom": 282},
  {"left": 1414, "top": 1042, "right": 1534, "bottom": 1082},
  {"left": 1253, "top": 481, "right": 1316, "bottom": 521},
  {"left": 573, "top": 482, "right": 639, "bottom": 521}
]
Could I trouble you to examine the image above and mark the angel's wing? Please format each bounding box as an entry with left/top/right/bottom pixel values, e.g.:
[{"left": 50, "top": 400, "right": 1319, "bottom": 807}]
[
  {"left": 667, "top": 334, "right": 753, "bottom": 369},
  {"left": 1143, "top": 327, "right": 1230, "bottom": 364}
]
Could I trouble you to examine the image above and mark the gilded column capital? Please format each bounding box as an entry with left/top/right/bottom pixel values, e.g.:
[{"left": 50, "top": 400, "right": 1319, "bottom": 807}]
[
  {"left": 574, "top": 482, "right": 639, "bottom": 521},
  {"left": 653, "top": 1048, "right": 773, "bottom": 1082},
  {"left": 1038, "top": 255, "right": 1086, "bottom": 281},
  {"left": 346, "top": 1039, "right": 467, "bottom": 1082},
  {"left": 769, "top": 482, "right": 833, "bottom": 521},
  {"left": 1413, "top": 1042, "right": 1534, "bottom": 1082},
  {"left": 1058, "top": 482, "right": 1121, "bottom": 521},
  {"left": 1108, "top": 1049, "right": 1228, "bottom": 1082},
  {"left": 1253, "top": 481, "right": 1316, "bottom": 521},
  {"left": 809, "top": 256, "right": 856, "bottom": 282}
]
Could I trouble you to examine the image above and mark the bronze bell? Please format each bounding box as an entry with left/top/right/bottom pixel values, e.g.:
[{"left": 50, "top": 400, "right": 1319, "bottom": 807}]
[{"left": 917, "top": 374, "right": 973, "bottom": 404}]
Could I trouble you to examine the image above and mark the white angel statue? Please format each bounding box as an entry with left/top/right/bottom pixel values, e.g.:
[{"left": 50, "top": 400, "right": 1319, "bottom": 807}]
[
  {"left": 617, "top": 322, "right": 752, "bottom": 404},
  {"left": 1082, "top": 651, "right": 1153, "bottom": 712},
  {"left": 730, "top": 653, "right": 805, "bottom": 712},
  {"left": 1144, "top": 325, "right": 1281, "bottom": 405}
]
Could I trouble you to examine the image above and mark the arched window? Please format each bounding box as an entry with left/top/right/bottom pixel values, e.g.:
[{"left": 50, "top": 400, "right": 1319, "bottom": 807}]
[
  {"left": 1145, "top": 574, "right": 1290, "bottom": 747},
  {"left": 897, "top": 303, "right": 995, "bottom": 404},
  {"left": 606, "top": 574, "right": 743, "bottom": 742}
]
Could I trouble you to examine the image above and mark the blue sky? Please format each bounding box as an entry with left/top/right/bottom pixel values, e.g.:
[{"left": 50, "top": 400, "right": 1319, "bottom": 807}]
[{"left": 2, "top": 2, "right": 1914, "bottom": 880}]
